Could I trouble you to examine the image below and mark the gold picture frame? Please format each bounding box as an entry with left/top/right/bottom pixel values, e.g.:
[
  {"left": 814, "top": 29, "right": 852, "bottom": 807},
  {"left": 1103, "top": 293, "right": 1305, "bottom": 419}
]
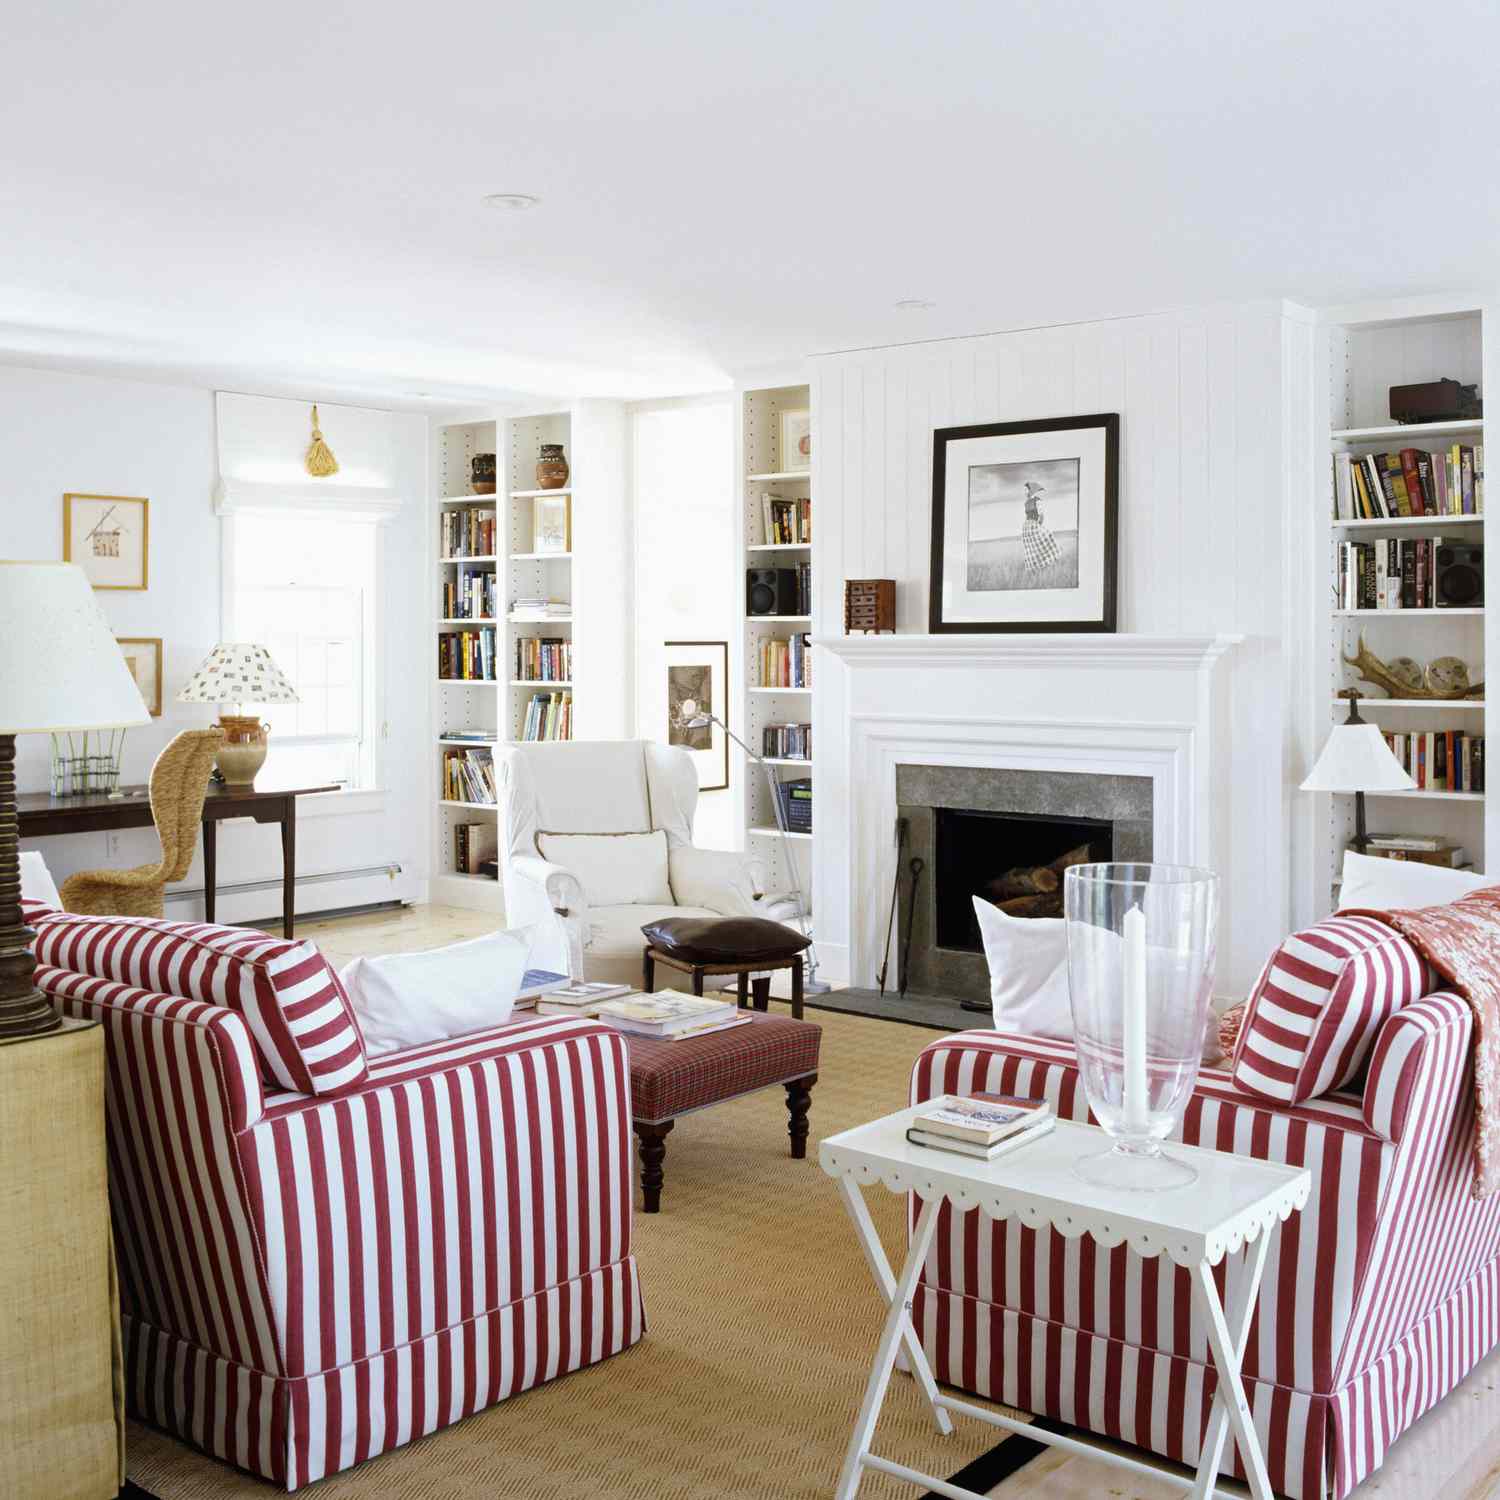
[
  {"left": 64, "top": 493, "right": 150, "bottom": 590},
  {"left": 532, "top": 492, "right": 572, "bottom": 554},
  {"left": 117, "top": 637, "right": 163, "bottom": 716}
]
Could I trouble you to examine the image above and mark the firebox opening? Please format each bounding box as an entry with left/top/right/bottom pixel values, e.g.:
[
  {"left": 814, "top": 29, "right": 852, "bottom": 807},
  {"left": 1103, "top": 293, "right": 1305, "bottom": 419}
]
[{"left": 933, "top": 808, "right": 1113, "bottom": 953}]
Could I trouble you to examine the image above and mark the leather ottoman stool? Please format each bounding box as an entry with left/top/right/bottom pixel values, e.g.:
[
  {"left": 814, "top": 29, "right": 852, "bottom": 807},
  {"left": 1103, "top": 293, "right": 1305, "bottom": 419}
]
[
  {"left": 641, "top": 914, "right": 812, "bottom": 1019},
  {"left": 626, "top": 1011, "right": 821, "bottom": 1212}
]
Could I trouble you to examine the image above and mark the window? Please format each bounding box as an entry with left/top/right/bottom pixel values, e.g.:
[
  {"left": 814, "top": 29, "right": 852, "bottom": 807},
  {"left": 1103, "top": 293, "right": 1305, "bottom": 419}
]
[{"left": 225, "top": 512, "right": 380, "bottom": 791}]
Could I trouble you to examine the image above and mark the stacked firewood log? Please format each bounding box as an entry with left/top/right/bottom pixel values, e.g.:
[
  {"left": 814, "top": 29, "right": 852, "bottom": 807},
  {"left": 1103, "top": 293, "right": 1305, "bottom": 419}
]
[{"left": 980, "top": 843, "right": 1094, "bottom": 919}]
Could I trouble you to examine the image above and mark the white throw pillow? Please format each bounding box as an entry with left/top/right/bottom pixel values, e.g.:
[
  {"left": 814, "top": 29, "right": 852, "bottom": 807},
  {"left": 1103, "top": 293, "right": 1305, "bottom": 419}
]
[
  {"left": 19, "top": 851, "right": 62, "bottom": 909},
  {"left": 972, "top": 896, "right": 1072, "bottom": 1039},
  {"left": 536, "top": 830, "right": 672, "bottom": 906},
  {"left": 340, "top": 926, "right": 530, "bottom": 1056},
  {"left": 1338, "top": 849, "right": 1496, "bottom": 913}
]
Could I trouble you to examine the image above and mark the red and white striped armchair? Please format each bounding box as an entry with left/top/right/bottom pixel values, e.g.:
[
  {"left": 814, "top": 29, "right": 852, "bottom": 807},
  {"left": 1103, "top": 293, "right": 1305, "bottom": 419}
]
[
  {"left": 910, "top": 936, "right": 1498, "bottom": 1499},
  {"left": 26, "top": 906, "right": 644, "bottom": 1490}
]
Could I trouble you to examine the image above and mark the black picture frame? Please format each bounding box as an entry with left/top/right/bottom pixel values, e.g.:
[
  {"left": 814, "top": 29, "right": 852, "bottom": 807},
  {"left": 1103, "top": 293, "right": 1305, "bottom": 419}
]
[{"left": 928, "top": 413, "right": 1119, "bottom": 634}]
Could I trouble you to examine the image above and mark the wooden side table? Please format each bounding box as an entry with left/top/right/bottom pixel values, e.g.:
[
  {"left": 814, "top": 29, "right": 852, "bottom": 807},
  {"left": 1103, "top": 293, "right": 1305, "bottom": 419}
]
[
  {"left": 0, "top": 1019, "right": 122, "bottom": 1498},
  {"left": 820, "top": 1108, "right": 1311, "bottom": 1500},
  {"left": 642, "top": 943, "right": 805, "bottom": 1020}
]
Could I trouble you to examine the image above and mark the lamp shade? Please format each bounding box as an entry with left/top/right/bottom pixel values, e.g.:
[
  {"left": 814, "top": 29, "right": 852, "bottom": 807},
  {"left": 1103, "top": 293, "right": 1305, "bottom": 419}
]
[
  {"left": 1300, "top": 723, "right": 1417, "bottom": 793},
  {"left": 0, "top": 562, "right": 151, "bottom": 733},
  {"left": 177, "top": 643, "right": 299, "bottom": 707}
]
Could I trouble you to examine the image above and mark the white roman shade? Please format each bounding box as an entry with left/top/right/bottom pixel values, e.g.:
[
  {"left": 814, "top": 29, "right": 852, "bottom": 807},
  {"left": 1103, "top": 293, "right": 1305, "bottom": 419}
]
[{"left": 214, "top": 392, "right": 402, "bottom": 520}]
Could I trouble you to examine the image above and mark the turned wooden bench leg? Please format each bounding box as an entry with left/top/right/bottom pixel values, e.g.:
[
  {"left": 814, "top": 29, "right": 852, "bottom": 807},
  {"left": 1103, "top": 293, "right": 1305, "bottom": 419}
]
[
  {"left": 634, "top": 1120, "right": 674, "bottom": 1213},
  {"left": 784, "top": 1073, "right": 817, "bottom": 1159}
]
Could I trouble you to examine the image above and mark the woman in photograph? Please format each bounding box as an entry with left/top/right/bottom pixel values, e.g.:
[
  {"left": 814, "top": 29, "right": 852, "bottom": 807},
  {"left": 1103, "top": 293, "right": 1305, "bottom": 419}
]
[{"left": 1020, "top": 480, "right": 1062, "bottom": 572}]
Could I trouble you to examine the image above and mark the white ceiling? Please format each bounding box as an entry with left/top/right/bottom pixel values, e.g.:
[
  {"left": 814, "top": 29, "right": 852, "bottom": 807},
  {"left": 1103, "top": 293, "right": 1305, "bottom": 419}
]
[{"left": 3, "top": 0, "right": 1497, "bottom": 407}]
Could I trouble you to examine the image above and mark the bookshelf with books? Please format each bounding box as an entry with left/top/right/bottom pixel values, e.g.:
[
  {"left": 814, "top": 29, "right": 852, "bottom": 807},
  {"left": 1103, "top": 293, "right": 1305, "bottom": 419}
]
[
  {"left": 736, "top": 379, "right": 815, "bottom": 920},
  {"left": 1307, "top": 299, "right": 1493, "bottom": 908}
]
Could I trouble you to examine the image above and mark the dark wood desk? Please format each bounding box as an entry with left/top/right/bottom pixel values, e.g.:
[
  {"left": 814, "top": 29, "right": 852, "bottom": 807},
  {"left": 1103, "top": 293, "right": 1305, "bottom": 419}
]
[{"left": 16, "top": 782, "right": 336, "bottom": 938}]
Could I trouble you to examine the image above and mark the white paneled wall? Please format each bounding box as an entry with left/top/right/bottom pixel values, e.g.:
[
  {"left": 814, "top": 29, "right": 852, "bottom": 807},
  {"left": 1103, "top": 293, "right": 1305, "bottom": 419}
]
[{"left": 810, "top": 301, "right": 1299, "bottom": 994}]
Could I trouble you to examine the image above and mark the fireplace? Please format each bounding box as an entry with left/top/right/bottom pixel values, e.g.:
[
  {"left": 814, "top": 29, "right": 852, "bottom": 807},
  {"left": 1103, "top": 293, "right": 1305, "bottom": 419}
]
[{"left": 896, "top": 764, "right": 1151, "bottom": 1006}]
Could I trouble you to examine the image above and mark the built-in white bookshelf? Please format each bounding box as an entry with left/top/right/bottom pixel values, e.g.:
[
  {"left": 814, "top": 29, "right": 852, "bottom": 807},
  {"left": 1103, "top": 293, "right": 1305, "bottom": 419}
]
[
  {"left": 734, "top": 381, "right": 813, "bottom": 912},
  {"left": 1309, "top": 300, "right": 1490, "bottom": 905}
]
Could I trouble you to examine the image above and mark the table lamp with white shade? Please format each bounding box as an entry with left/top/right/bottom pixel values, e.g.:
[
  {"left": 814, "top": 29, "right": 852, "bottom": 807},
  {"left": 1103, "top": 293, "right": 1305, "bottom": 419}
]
[
  {"left": 0, "top": 562, "right": 151, "bottom": 1038},
  {"left": 177, "top": 643, "right": 299, "bottom": 787},
  {"left": 1301, "top": 689, "right": 1416, "bottom": 853}
]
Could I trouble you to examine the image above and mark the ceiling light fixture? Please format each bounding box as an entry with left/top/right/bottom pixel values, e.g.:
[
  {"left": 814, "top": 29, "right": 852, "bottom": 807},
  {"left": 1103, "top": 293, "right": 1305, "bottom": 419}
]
[
  {"left": 895, "top": 298, "right": 936, "bottom": 311},
  {"left": 485, "top": 193, "right": 541, "bottom": 211}
]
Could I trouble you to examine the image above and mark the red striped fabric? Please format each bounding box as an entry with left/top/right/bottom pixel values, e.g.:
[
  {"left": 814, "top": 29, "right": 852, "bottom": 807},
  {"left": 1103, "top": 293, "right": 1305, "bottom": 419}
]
[
  {"left": 1232, "top": 915, "right": 1427, "bottom": 1104},
  {"left": 34, "top": 912, "right": 368, "bottom": 1096},
  {"left": 910, "top": 1012, "right": 1500, "bottom": 1499},
  {"left": 38, "top": 957, "right": 645, "bottom": 1491},
  {"left": 21, "top": 897, "right": 60, "bottom": 927}
]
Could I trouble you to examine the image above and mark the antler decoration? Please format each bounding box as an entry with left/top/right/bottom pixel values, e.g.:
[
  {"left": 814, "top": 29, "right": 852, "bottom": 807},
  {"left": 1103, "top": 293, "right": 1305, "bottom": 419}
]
[{"left": 1341, "top": 632, "right": 1484, "bottom": 701}]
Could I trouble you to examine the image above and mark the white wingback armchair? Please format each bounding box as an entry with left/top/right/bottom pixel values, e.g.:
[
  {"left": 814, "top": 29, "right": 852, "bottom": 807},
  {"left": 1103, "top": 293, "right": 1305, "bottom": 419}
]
[{"left": 496, "top": 740, "right": 764, "bottom": 986}]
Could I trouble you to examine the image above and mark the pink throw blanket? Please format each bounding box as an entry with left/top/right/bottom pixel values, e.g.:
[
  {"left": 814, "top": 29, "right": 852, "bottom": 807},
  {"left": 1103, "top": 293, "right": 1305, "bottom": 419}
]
[{"left": 1352, "top": 887, "right": 1500, "bottom": 1198}]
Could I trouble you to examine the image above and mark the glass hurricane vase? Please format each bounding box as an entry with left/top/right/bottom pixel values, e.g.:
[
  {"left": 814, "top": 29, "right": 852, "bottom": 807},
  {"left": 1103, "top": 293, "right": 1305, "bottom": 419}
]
[{"left": 1064, "top": 862, "right": 1218, "bottom": 1192}]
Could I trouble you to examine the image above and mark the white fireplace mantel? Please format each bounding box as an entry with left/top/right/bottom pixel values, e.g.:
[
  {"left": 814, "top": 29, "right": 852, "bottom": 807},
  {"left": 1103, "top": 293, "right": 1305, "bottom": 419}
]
[{"left": 811, "top": 632, "right": 1245, "bottom": 990}]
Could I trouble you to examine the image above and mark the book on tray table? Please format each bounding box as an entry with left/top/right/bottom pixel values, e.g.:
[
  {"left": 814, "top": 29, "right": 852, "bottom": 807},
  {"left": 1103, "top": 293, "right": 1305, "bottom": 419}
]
[
  {"left": 593, "top": 991, "right": 750, "bottom": 1041},
  {"left": 905, "top": 1093, "right": 1056, "bottom": 1160}
]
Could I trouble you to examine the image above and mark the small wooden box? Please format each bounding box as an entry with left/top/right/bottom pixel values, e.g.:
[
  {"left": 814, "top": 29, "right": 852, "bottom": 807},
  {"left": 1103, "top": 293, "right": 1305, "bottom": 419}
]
[{"left": 843, "top": 578, "right": 896, "bottom": 634}]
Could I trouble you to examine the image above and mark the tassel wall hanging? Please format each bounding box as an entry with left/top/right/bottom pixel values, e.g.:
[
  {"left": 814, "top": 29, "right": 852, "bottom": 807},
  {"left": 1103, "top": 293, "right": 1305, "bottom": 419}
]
[{"left": 304, "top": 404, "right": 339, "bottom": 477}]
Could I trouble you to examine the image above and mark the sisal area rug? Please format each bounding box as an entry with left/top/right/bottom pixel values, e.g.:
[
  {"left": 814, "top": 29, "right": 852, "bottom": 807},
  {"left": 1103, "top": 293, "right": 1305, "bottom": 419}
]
[{"left": 126, "top": 1009, "right": 1030, "bottom": 1499}]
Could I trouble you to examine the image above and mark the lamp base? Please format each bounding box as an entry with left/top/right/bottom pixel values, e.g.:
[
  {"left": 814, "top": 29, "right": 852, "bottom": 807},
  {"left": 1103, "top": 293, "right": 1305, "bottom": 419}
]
[
  {"left": 1073, "top": 1140, "right": 1197, "bottom": 1193},
  {"left": 215, "top": 715, "right": 269, "bottom": 787},
  {"left": 0, "top": 732, "right": 62, "bottom": 1039}
]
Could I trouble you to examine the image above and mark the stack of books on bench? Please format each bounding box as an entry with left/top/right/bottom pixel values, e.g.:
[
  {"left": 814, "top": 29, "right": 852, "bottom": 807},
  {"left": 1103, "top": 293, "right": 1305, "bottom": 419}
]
[
  {"left": 535, "top": 980, "right": 633, "bottom": 1016},
  {"left": 595, "top": 992, "right": 751, "bottom": 1041}
]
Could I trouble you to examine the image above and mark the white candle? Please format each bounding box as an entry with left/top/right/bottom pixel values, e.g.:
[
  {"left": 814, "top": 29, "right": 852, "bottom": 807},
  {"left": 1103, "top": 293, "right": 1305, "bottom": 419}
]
[{"left": 1122, "top": 903, "right": 1149, "bottom": 1133}]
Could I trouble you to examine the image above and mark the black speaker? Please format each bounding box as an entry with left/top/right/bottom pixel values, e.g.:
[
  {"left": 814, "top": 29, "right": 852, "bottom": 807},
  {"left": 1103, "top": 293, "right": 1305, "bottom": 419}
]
[
  {"left": 746, "top": 568, "right": 798, "bottom": 615},
  {"left": 1435, "top": 543, "right": 1484, "bottom": 608}
]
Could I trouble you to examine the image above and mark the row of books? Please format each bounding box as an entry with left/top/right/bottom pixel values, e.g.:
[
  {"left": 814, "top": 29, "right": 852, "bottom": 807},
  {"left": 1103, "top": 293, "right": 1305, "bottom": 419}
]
[
  {"left": 760, "top": 493, "right": 811, "bottom": 545},
  {"left": 520, "top": 690, "right": 572, "bottom": 742},
  {"left": 515, "top": 635, "right": 572, "bottom": 682},
  {"left": 774, "top": 776, "right": 812, "bottom": 833},
  {"left": 1337, "top": 538, "right": 1463, "bottom": 610},
  {"left": 1361, "top": 833, "right": 1471, "bottom": 869},
  {"left": 1380, "top": 731, "right": 1485, "bottom": 792},
  {"left": 442, "top": 572, "right": 497, "bottom": 621},
  {"left": 758, "top": 632, "right": 811, "bottom": 688},
  {"left": 453, "top": 820, "right": 497, "bottom": 876},
  {"left": 439, "top": 508, "right": 497, "bottom": 557},
  {"left": 442, "top": 747, "right": 496, "bottom": 804},
  {"left": 439, "top": 628, "right": 497, "bottom": 681},
  {"left": 763, "top": 722, "right": 811, "bottom": 759},
  {"left": 1333, "top": 446, "right": 1485, "bottom": 521}
]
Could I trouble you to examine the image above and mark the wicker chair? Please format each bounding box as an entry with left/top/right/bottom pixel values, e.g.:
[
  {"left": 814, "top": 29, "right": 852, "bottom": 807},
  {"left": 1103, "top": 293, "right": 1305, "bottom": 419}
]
[{"left": 60, "top": 729, "right": 223, "bottom": 918}]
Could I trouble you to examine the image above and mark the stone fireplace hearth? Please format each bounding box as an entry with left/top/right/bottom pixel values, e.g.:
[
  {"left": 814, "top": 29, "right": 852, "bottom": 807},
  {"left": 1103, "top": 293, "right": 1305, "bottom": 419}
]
[{"left": 896, "top": 763, "right": 1151, "bottom": 1006}]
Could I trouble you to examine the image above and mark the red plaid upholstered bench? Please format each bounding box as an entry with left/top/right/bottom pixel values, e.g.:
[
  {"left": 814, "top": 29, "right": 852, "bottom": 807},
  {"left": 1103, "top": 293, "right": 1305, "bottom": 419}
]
[{"left": 625, "top": 1011, "right": 821, "bottom": 1212}]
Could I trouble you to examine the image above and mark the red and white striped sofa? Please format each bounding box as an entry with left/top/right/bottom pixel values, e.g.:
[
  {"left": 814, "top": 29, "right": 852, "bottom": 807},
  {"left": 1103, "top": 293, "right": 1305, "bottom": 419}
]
[
  {"left": 25, "top": 905, "right": 644, "bottom": 1490},
  {"left": 910, "top": 942, "right": 1499, "bottom": 1498}
]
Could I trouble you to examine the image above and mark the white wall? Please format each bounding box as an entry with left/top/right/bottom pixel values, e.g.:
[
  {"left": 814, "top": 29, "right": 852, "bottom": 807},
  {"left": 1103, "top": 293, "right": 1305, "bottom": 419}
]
[
  {"left": 630, "top": 396, "right": 738, "bottom": 848},
  {"left": 0, "top": 362, "right": 430, "bottom": 921},
  {"left": 810, "top": 302, "right": 1296, "bottom": 994}
]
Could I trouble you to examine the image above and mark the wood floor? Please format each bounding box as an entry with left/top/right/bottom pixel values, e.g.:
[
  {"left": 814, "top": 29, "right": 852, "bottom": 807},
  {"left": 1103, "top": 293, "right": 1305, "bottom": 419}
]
[{"left": 299, "top": 904, "right": 1500, "bottom": 1500}]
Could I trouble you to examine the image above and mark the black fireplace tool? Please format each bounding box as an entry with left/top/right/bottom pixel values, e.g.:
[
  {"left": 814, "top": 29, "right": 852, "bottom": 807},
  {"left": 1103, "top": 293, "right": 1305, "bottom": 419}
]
[
  {"left": 899, "top": 856, "right": 924, "bottom": 999},
  {"left": 876, "top": 819, "right": 908, "bottom": 996}
]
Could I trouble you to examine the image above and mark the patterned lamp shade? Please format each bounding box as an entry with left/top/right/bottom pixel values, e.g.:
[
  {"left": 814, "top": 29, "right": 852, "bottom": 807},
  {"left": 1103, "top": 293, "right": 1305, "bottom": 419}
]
[{"left": 176, "top": 643, "right": 300, "bottom": 707}]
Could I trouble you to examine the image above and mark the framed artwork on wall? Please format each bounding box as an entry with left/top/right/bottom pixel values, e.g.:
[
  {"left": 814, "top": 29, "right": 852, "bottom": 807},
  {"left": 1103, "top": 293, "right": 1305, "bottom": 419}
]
[
  {"left": 928, "top": 414, "right": 1119, "bottom": 633},
  {"left": 117, "top": 637, "right": 163, "bottom": 716},
  {"left": 779, "top": 408, "right": 811, "bottom": 473},
  {"left": 664, "top": 640, "right": 729, "bottom": 791},
  {"left": 532, "top": 492, "right": 572, "bottom": 554},
  {"left": 63, "top": 493, "right": 150, "bottom": 590}
]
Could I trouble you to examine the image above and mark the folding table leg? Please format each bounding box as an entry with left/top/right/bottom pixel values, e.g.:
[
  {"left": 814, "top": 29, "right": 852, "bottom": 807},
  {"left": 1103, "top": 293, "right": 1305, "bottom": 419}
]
[
  {"left": 1188, "top": 1230, "right": 1274, "bottom": 1500},
  {"left": 833, "top": 1193, "right": 949, "bottom": 1500}
]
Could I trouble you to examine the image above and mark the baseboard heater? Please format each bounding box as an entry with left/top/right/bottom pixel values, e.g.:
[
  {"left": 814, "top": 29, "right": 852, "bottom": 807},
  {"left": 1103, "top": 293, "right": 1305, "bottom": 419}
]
[{"left": 165, "top": 862, "right": 403, "bottom": 905}]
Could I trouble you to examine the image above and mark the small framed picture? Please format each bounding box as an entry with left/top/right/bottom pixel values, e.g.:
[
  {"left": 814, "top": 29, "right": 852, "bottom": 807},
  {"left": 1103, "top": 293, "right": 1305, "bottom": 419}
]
[
  {"left": 117, "top": 637, "right": 163, "bottom": 716},
  {"left": 532, "top": 492, "right": 572, "bottom": 554},
  {"left": 779, "top": 408, "right": 811, "bottom": 473},
  {"left": 929, "top": 414, "right": 1119, "bottom": 633},
  {"left": 64, "top": 493, "right": 150, "bottom": 590},
  {"left": 664, "top": 640, "right": 729, "bottom": 791}
]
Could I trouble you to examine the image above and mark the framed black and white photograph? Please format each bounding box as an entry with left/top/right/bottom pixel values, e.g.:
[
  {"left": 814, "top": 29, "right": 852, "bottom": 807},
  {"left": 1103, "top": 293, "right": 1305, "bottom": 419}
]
[
  {"left": 664, "top": 640, "right": 729, "bottom": 791},
  {"left": 928, "top": 414, "right": 1118, "bottom": 633}
]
